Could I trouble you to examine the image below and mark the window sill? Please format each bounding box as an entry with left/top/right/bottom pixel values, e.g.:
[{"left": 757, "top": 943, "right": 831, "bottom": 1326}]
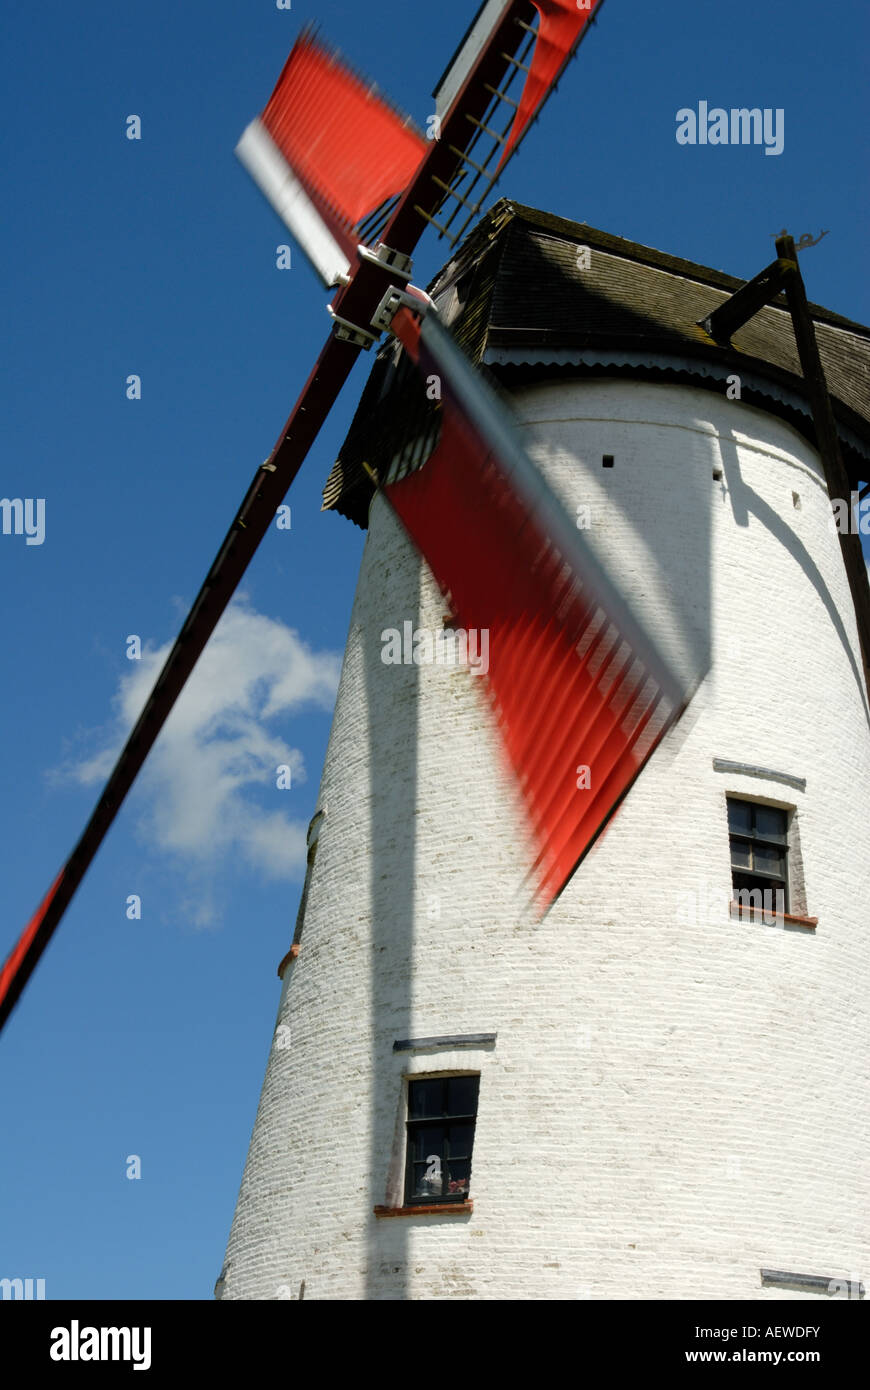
[
  {"left": 374, "top": 1200, "right": 473, "bottom": 1218},
  {"left": 729, "top": 902, "right": 817, "bottom": 929},
  {"left": 276, "top": 943, "right": 301, "bottom": 979}
]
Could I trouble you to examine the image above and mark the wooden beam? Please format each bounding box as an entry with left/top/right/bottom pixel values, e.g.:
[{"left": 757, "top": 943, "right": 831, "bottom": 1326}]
[{"left": 699, "top": 256, "right": 795, "bottom": 344}]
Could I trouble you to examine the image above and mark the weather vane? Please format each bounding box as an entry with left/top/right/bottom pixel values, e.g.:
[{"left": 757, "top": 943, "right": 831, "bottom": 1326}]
[{"left": 771, "top": 228, "right": 830, "bottom": 249}]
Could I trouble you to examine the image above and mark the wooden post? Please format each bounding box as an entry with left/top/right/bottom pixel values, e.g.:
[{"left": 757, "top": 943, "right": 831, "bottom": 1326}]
[{"left": 775, "top": 235, "right": 870, "bottom": 702}]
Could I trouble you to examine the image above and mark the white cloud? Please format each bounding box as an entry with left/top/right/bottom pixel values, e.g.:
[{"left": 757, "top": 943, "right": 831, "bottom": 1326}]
[{"left": 63, "top": 596, "right": 341, "bottom": 887}]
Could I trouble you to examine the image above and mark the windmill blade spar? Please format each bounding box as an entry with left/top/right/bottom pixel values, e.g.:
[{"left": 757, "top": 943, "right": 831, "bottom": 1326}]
[
  {"left": 0, "top": 330, "right": 359, "bottom": 1034},
  {"left": 406, "top": 0, "right": 606, "bottom": 246},
  {"left": 238, "top": 2, "right": 608, "bottom": 284}
]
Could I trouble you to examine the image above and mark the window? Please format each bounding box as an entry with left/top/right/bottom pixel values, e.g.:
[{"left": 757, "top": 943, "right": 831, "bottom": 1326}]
[
  {"left": 727, "top": 797, "right": 789, "bottom": 912},
  {"left": 292, "top": 810, "right": 325, "bottom": 946},
  {"left": 278, "top": 810, "right": 325, "bottom": 976},
  {"left": 405, "top": 1075, "right": 479, "bottom": 1206}
]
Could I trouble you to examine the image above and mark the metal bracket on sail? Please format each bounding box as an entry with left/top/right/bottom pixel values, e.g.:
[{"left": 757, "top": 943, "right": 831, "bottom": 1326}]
[
  {"left": 357, "top": 243, "right": 414, "bottom": 281},
  {"left": 326, "top": 306, "right": 379, "bottom": 349},
  {"left": 371, "top": 285, "right": 434, "bottom": 335}
]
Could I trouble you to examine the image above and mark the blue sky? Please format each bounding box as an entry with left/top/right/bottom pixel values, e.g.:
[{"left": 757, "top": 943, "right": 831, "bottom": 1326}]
[{"left": 1, "top": 0, "right": 867, "bottom": 1299}]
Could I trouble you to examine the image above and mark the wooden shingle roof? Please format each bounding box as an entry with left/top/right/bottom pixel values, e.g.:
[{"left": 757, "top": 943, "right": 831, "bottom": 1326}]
[{"left": 324, "top": 200, "right": 870, "bottom": 527}]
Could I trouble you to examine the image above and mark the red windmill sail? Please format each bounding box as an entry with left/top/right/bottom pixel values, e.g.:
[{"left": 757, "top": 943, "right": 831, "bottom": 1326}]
[
  {"left": 497, "top": 0, "right": 604, "bottom": 170},
  {"left": 236, "top": 29, "right": 428, "bottom": 286},
  {"left": 383, "top": 304, "right": 694, "bottom": 911}
]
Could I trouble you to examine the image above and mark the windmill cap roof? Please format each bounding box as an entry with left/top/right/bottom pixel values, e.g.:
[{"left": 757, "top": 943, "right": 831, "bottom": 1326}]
[{"left": 325, "top": 199, "right": 870, "bottom": 527}]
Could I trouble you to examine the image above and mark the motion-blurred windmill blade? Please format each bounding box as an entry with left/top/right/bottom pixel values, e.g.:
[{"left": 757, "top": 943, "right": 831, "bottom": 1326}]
[
  {"left": 380, "top": 301, "right": 697, "bottom": 911},
  {"left": 237, "top": 1, "right": 607, "bottom": 283},
  {"left": 2, "top": 4, "right": 614, "bottom": 1027},
  {"left": 236, "top": 29, "right": 428, "bottom": 288}
]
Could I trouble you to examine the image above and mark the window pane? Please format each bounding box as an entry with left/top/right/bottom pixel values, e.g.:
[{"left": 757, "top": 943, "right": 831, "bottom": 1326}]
[
  {"left": 409, "top": 1123, "right": 444, "bottom": 1164},
  {"left": 732, "top": 873, "right": 766, "bottom": 901},
  {"left": 447, "top": 1075, "right": 480, "bottom": 1117},
  {"left": 753, "top": 843, "right": 785, "bottom": 876},
  {"left": 730, "top": 839, "right": 751, "bottom": 869},
  {"left": 755, "top": 805, "right": 787, "bottom": 841},
  {"left": 732, "top": 874, "right": 787, "bottom": 912},
  {"left": 408, "top": 1078, "right": 444, "bottom": 1119},
  {"left": 446, "top": 1122, "right": 475, "bottom": 1158},
  {"left": 445, "top": 1156, "right": 471, "bottom": 1196},
  {"left": 413, "top": 1152, "right": 444, "bottom": 1198},
  {"left": 727, "top": 799, "right": 752, "bottom": 834}
]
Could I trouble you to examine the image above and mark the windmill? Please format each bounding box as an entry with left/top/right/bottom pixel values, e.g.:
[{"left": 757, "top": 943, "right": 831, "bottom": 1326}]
[
  {"left": 4, "top": 0, "right": 868, "bottom": 1306},
  {"left": 219, "top": 191, "right": 870, "bottom": 1299},
  {"left": 1, "top": 0, "right": 698, "bottom": 1029}
]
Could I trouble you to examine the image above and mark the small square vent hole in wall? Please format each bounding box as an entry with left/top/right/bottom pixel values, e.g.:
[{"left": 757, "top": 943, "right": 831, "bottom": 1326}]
[{"left": 602, "top": 455, "right": 614, "bottom": 468}]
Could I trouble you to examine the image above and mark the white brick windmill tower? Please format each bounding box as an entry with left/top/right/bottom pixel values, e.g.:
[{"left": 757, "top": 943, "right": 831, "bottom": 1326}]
[{"left": 218, "top": 202, "right": 870, "bottom": 1301}]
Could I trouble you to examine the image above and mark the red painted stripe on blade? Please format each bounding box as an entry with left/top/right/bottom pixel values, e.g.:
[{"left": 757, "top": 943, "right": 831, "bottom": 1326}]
[
  {"left": 0, "top": 870, "right": 65, "bottom": 1024},
  {"left": 498, "top": 0, "right": 602, "bottom": 171},
  {"left": 261, "top": 32, "right": 427, "bottom": 235}
]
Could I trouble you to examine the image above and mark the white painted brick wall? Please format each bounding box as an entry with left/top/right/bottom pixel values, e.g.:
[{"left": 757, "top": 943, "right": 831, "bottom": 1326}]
[{"left": 220, "top": 379, "right": 870, "bottom": 1301}]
